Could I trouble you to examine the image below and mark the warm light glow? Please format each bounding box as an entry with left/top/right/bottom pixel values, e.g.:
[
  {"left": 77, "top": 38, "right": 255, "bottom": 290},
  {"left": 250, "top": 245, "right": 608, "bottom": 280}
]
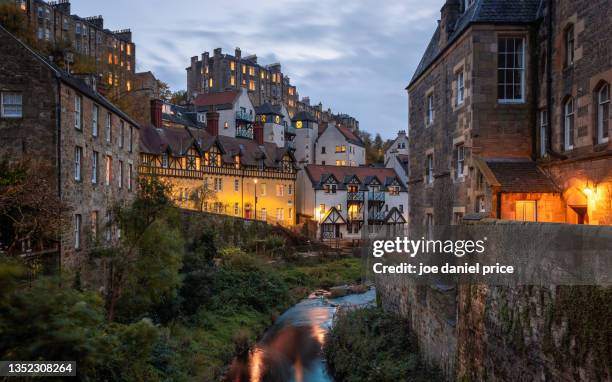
[
  {"left": 254, "top": 178, "right": 258, "bottom": 184},
  {"left": 583, "top": 187, "right": 593, "bottom": 197},
  {"left": 296, "top": 121, "right": 303, "bottom": 129}
]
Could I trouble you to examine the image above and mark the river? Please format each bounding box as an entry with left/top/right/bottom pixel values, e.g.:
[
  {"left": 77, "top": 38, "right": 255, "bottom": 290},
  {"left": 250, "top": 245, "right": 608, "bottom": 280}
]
[{"left": 226, "top": 288, "right": 376, "bottom": 382}]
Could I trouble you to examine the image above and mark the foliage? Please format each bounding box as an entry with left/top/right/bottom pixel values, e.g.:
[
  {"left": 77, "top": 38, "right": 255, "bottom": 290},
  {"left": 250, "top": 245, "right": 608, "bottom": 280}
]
[
  {"left": 280, "top": 257, "right": 362, "bottom": 290},
  {"left": 358, "top": 130, "right": 392, "bottom": 164},
  {"left": 170, "top": 90, "right": 188, "bottom": 105},
  {"left": 0, "top": 158, "right": 69, "bottom": 255},
  {"left": 0, "top": 2, "right": 36, "bottom": 46},
  {"left": 324, "top": 307, "right": 442, "bottom": 382},
  {"left": 0, "top": 258, "right": 165, "bottom": 381}
]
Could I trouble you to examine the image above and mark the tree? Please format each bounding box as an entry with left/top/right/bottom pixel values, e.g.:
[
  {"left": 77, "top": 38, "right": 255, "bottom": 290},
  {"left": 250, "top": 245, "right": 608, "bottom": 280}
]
[
  {"left": 96, "top": 175, "right": 181, "bottom": 322},
  {"left": 190, "top": 182, "right": 217, "bottom": 212},
  {"left": 0, "top": 2, "right": 36, "bottom": 46},
  {"left": 170, "top": 90, "right": 188, "bottom": 105},
  {"left": 157, "top": 80, "right": 172, "bottom": 101},
  {"left": 0, "top": 158, "right": 69, "bottom": 255}
]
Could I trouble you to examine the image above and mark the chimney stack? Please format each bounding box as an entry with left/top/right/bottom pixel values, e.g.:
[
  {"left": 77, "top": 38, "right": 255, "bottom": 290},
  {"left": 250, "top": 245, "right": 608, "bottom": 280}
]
[
  {"left": 254, "top": 122, "right": 264, "bottom": 145},
  {"left": 235, "top": 47, "right": 241, "bottom": 59},
  {"left": 150, "top": 99, "right": 163, "bottom": 128},
  {"left": 206, "top": 108, "right": 219, "bottom": 136}
]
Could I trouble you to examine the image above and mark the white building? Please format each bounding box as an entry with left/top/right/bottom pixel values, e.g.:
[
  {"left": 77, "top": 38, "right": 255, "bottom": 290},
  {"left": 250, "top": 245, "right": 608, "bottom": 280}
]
[
  {"left": 291, "top": 110, "right": 319, "bottom": 166},
  {"left": 315, "top": 122, "right": 365, "bottom": 166},
  {"left": 255, "top": 103, "right": 295, "bottom": 148},
  {"left": 194, "top": 88, "right": 256, "bottom": 140},
  {"left": 299, "top": 165, "right": 408, "bottom": 241},
  {"left": 384, "top": 130, "right": 409, "bottom": 185}
]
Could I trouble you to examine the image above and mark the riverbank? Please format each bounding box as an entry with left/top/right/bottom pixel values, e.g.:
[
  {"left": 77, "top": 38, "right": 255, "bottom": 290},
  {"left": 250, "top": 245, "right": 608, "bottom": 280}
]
[{"left": 166, "top": 254, "right": 364, "bottom": 381}]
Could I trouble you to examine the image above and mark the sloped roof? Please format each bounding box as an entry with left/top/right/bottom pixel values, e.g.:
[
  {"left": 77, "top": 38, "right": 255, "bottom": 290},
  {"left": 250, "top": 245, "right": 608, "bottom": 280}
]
[
  {"left": 139, "top": 125, "right": 197, "bottom": 156},
  {"left": 255, "top": 103, "right": 282, "bottom": 116},
  {"left": 0, "top": 25, "right": 140, "bottom": 128},
  {"left": 162, "top": 103, "right": 203, "bottom": 129},
  {"left": 408, "top": 0, "right": 542, "bottom": 88},
  {"left": 305, "top": 165, "right": 406, "bottom": 191},
  {"left": 292, "top": 110, "right": 316, "bottom": 122},
  {"left": 193, "top": 90, "right": 240, "bottom": 107},
  {"left": 483, "top": 159, "right": 558, "bottom": 193},
  {"left": 318, "top": 123, "right": 364, "bottom": 146}
]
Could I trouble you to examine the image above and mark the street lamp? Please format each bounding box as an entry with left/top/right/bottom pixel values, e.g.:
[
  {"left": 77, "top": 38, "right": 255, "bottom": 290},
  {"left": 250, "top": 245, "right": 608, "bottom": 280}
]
[{"left": 254, "top": 178, "right": 258, "bottom": 221}]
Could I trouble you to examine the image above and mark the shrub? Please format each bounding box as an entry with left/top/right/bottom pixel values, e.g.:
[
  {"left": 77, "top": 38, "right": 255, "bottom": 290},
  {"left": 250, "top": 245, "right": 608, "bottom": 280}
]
[{"left": 324, "top": 307, "right": 442, "bottom": 382}]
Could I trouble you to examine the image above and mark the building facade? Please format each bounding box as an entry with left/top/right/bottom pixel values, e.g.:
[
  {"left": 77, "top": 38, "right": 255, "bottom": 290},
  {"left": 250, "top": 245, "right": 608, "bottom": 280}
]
[
  {"left": 139, "top": 100, "right": 298, "bottom": 226},
  {"left": 407, "top": 0, "right": 611, "bottom": 231},
  {"left": 16, "top": 0, "right": 136, "bottom": 96},
  {"left": 0, "top": 25, "right": 140, "bottom": 268},
  {"left": 299, "top": 165, "right": 408, "bottom": 240},
  {"left": 385, "top": 130, "right": 410, "bottom": 185},
  {"left": 315, "top": 122, "right": 365, "bottom": 167}
]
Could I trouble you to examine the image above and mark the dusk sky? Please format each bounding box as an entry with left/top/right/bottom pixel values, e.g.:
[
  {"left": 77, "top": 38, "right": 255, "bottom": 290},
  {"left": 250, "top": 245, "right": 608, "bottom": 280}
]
[{"left": 72, "top": 0, "right": 444, "bottom": 139}]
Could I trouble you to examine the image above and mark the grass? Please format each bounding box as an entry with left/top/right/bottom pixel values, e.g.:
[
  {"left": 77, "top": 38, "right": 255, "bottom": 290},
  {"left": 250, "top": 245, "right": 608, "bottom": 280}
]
[{"left": 166, "top": 255, "right": 364, "bottom": 381}]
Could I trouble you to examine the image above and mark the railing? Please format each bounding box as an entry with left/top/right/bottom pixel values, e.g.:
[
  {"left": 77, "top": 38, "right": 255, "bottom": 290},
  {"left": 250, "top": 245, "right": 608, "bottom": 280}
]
[
  {"left": 348, "top": 212, "right": 363, "bottom": 221},
  {"left": 285, "top": 126, "right": 297, "bottom": 136},
  {"left": 236, "top": 110, "right": 254, "bottom": 122},
  {"left": 139, "top": 165, "right": 201, "bottom": 179},
  {"left": 347, "top": 191, "right": 364, "bottom": 201},
  {"left": 236, "top": 127, "right": 254, "bottom": 139},
  {"left": 139, "top": 164, "right": 297, "bottom": 181},
  {"left": 368, "top": 191, "right": 385, "bottom": 202},
  {"left": 368, "top": 211, "right": 387, "bottom": 221}
]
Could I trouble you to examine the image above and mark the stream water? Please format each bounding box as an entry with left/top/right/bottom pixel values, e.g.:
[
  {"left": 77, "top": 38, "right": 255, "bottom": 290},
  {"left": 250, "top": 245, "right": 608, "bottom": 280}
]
[{"left": 226, "top": 288, "right": 376, "bottom": 382}]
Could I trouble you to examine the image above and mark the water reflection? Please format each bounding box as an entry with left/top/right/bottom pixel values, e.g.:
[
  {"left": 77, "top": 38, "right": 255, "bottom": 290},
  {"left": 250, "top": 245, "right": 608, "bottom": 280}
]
[{"left": 227, "top": 289, "right": 376, "bottom": 382}]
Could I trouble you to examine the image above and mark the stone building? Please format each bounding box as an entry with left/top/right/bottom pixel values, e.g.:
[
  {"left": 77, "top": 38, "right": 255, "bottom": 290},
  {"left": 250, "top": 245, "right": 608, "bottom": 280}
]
[
  {"left": 407, "top": 0, "right": 611, "bottom": 231},
  {"left": 0, "top": 25, "right": 140, "bottom": 268},
  {"left": 16, "top": 0, "right": 136, "bottom": 96},
  {"left": 186, "top": 47, "right": 298, "bottom": 114},
  {"left": 139, "top": 100, "right": 298, "bottom": 226}
]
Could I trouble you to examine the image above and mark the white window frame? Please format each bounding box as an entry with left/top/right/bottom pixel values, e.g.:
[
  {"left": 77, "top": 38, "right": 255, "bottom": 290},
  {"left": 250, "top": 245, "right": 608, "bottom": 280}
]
[
  {"left": 92, "top": 104, "right": 99, "bottom": 137},
  {"left": 597, "top": 84, "right": 609, "bottom": 144},
  {"left": 234, "top": 178, "right": 240, "bottom": 191},
  {"left": 92, "top": 151, "right": 98, "bottom": 184},
  {"left": 456, "top": 144, "right": 465, "bottom": 178},
  {"left": 119, "top": 121, "right": 124, "bottom": 148},
  {"left": 1, "top": 92, "right": 23, "bottom": 118},
  {"left": 128, "top": 164, "right": 133, "bottom": 192},
  {"left": 75, "top": 95, "right": 82, "bottom": 130},
  {"left": 426, "top": 154, "right": 434, "bottom": 184},
  {"left": 74, "top": 146, "right": 82, "bottom": 181},
  {"left": 565, "top": 26, "right": 574, "bottom": 67},
  {"left": 106, "top": 112, "right": 112, "bottom": 143},
  {"left": 118, "top": 160, "right": 123, "bottom": 189},
  {"left": 128, "top": 126, "right": 133, "bottom": 152},
  {"left": 564, "top": 98, "right": 575, "bottom": 150},
  {"left": 161, "top": 153, "right": 169, "bottom": 168},
  {"left": 497, "top": 37, "right": 525, "bottom": 103},
  {"left": 456, "top": 71, "right": 464, "bottom": 105}
]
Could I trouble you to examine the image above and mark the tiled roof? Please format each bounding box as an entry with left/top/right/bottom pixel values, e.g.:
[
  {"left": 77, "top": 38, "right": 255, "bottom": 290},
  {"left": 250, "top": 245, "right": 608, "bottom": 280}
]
[
  {"left": 193, "top": 90, "right": 240, "bottom": 108},
  {"left": 162, "top": 103, "right": 204, "bottom": 129},
  {"left": 292, "top": 110, "right": 316, "bottom": 122},
  {"left": 255, "top": 103, "right": 282, "bottom": 116},
  {"left": 408, "top": 0, "right": 542, "bottom": 88},
  {"left": 485, "top": 159, "right": 558, "bottom": 193},
  {"left": 318, "top": 123, "right": 364, "bottom": 146},
  {"left": 305, "top": 165, "right": 406, "bottom": 191},
  {"left": 140, "top": 125, "right": 294, "bottom": 169}
]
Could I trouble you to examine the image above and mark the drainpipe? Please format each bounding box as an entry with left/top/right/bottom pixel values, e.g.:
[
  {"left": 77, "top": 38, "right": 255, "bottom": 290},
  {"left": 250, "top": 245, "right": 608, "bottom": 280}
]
[{"left": 55, "top": 75, "right": 62, "bottom": 275}]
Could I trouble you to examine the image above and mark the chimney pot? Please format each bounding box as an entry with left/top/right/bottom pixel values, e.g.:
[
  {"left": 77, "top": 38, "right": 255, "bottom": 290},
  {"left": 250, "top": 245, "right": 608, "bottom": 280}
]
[
  {"left": 150, "top": 99, "right": 163, "bottom": 128},
  {"left": 206, "top": 109, "right": 220, "bottom": 136}
]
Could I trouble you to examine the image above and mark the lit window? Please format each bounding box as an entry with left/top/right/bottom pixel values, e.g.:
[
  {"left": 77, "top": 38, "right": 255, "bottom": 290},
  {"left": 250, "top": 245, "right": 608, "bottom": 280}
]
[
  {"left": 242, "top": 64, "right": 246, "bottom": 74},
  {"left": 456, "top": 71, "right": 464, "bottom": 105},
  {"left": 126, "top": 81, "right": 131, "bottom": 91},
  {"left": 426, "top": 94, "right": 434, "bottom": 125},
  {"left": 296, "top": 121, "right": 303, "bottom": 129},
  {"left": 564, "top": 97, "right": 575, "bottom": 150},
  {"left": 224, "top": 121, "right": 229, "bottom": 129},
  {"left": 249, "top": 66, "right": 255, "bottom": 76},
  {"left": 497, "top": 37, "right": 525, "bottom": 102},
  {"left": 565, "top": 25, "right": 574, "bottom": 67},
  {"left": 597, "top": 83, "right": 609, "bottom": 144},
  {"left": 1, "top": 92, "right": 23, "bottom": 118},
  {"left": 276, "top": 184, "right": 284, "bottom": 196},
  {"left": 105, "top": 155, "right": 112, "bottom": 185},
  {"left": 74, "top": 146, "right": 82, "bottom": 181},
  {"left": 208, "top": 78, "right": 213, "bottom": 88},
  {"left": 230, "top": 61, "right": 235, "bottom": 71},
  {"left": 539, "top": 110, "right": 547, "bottom": 157},
  {"left": 516, "top": 201, "right": 536, "bottom": 222},
  {"left": 230, "top": 75, "right": 235, "bottom": 86},
  {"left": 249, "top": 80, "right": 255, "bottom": 91},
  {"left": 108, "top": 53, "right": 113, "bottom": 64},
  {"left": 426, "top": 154, "right": 433, "bottom": 184}
]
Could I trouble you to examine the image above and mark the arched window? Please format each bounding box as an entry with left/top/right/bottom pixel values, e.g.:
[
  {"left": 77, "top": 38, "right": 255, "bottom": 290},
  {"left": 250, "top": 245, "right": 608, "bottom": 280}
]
[
  {"left": 224, "top": 121, "right": 229, "bottom": 129},
  {"left": 597, "top": 83, "right": 610, "bottom": 144},
  {"left": 565, "top": 24, "right": 574, "bottom": 67},
  {"left": 564, "top": 97, "right": 575, "bottom": 150}
]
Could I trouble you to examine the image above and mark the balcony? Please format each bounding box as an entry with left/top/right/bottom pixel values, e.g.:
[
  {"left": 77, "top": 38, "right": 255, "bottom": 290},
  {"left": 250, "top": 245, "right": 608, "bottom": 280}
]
[
  {"left": 368, "top": 191, "right": 385, "bottom": 202},
  {"left": 347, "top": 191, "right": 364, "bottom": 202},
  {"left": 368, "top": 211, "right": 387, "bottom": 221},
  {"left": 348, "top": 212, "right": 363, "bottom": 221},
  {"left": 236, "top": 127, "right": 254, "bottom": 139},
  {"left": 285, "top": 125, "right": 297, "bottom": 136},
  {"left": 236, "top": 110, "right": 254, "bottom": 122}
]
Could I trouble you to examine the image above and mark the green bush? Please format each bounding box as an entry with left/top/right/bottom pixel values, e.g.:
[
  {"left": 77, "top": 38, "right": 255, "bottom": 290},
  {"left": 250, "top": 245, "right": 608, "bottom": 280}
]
[{"left": 324, "top": 307, "right": 442, "bottom": 382}]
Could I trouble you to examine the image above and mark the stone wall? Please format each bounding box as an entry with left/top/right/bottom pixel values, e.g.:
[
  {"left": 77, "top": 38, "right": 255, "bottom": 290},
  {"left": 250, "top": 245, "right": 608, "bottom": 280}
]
[{"left": 374, "top": 220, "right": 611, "bottom": 381}]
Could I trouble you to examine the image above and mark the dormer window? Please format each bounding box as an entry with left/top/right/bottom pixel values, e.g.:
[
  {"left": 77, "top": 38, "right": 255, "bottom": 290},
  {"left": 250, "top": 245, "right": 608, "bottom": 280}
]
[
  {"left": 324, "top": 184, "right": 337, "bottom": 194},
  {"left": 275, "top": 115, "right": 281, "bottom": 124}
]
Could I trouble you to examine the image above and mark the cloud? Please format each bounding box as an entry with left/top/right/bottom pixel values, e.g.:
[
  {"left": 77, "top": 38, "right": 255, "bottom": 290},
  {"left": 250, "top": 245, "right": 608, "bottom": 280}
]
[{"left": 71, "top": 0, "right": 443, "bottom": 138}]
